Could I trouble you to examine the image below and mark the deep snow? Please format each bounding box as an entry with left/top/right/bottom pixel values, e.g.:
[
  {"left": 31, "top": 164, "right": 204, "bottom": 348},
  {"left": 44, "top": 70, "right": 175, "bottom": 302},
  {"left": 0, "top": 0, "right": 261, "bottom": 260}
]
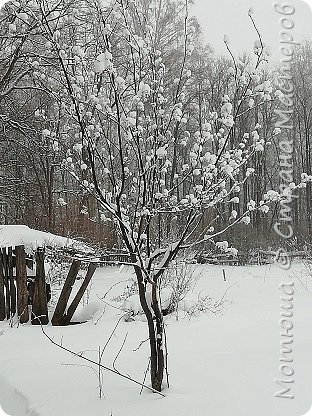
[
  {"left": 1, "top": 262, "right": 312, "bottom": 416},
  {"left": 0, "top": 225, "right": 92, "bottom": 253}
]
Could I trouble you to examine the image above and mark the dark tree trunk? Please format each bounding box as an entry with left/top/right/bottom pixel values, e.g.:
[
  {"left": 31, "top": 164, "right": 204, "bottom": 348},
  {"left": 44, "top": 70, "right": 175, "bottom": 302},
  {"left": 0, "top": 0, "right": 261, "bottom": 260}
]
[
  {"left": 133, "top": 263, "right": 165, "bottom": 391},
  {"left": 32, "top": 248, "right": 49, "bottom": 325},
  {"left": 52, "top": 260, "right": 81, "bottom": 326},
  {"left": 151, "top": 281, "right": 165, "bottom": 391},
  {"left": 15, "top": 245, "right": 29, "bottom": 323}
]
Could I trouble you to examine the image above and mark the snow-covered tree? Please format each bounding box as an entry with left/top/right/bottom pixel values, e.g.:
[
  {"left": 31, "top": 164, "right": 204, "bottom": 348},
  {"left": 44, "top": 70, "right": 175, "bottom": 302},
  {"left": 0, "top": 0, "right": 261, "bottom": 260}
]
[{"left": 0, "top": 0, "right": 307, "bottom": 391}]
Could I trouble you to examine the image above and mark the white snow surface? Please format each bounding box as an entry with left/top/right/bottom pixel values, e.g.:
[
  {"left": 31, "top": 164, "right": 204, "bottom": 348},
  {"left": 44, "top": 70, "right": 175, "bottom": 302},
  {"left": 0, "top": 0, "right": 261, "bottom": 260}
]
[
  {"left": 0, "top": 225, "right": 92, "bottom": 253},
  {"left": 0, "top": 263, "right": 312, "bottom": 416}
]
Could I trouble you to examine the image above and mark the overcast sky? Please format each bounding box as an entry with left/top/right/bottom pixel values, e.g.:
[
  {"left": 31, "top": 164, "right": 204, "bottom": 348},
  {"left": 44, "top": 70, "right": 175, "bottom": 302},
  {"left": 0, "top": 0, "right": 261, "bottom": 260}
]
[
  {"left": 191, "top": 0, "right": 312, "bottom": 61},
  {"left": 0, "top": 0, "right": 310, "bottom": 62}
]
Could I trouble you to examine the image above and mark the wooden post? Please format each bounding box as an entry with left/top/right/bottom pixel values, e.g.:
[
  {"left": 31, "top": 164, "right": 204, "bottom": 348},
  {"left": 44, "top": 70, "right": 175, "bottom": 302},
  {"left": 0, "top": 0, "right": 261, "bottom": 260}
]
[
  {"left": 8, "top": 247, "right": 16, "bottom": 316},
  {"left": 15, "top": 245, "right": 29, "bottom": 323},
  {"left": 32, "top": 248, "right": 49, "bottom": 325},
  {"left": 61, "top": 262, "right": 97, "bottom": 325},
  {"left": 52, "top": 259, "right": 81, "bottom": 326},
  {"left": 0, "top": 253, "right": 5, "bottom": 321},
  {"left": 1, "top": 248, "right": 10, "bottom": 319}
]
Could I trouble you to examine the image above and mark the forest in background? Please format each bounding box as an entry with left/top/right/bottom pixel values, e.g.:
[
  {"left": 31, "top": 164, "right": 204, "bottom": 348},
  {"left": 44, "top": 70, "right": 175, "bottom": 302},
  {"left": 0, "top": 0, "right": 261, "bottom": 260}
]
[{"left": 0, "top": 0, "right": 311, "bottom": 252}]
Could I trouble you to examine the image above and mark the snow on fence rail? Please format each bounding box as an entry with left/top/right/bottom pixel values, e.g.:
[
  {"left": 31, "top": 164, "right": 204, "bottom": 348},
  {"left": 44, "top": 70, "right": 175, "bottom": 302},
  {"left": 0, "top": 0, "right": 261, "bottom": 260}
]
[
  {"left": 98, "top": 253, "right": 132, "bottom": 266},
  {"left": 0, "top": 245, "right": 97, "bottom": 326},
  {"left": 196, "top": 249, "right": 312, "bottom": 266}
]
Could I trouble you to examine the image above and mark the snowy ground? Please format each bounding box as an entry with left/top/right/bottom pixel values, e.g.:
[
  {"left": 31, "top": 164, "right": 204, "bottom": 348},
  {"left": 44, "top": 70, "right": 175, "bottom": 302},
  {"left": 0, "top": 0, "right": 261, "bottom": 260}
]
[{"left": 1, "top": 262, "right": 312, "bottom": 416}]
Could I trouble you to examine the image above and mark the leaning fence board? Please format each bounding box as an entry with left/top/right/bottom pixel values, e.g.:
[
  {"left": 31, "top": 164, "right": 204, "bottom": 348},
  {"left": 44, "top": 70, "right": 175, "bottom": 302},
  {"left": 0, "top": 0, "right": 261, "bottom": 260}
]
[
  {"left": 1, "top": 249, "right": 10, "bottom": 319},
  {"left": 0, "top": 254, "right": 5, "bottom": 321},
  {"left": 52, "top": 259, "right": 81, "bottom": 326},
  {"left": 15, "top": 245, "right": 29, "bottom": 323},
  {"left": 61, "top": 262, "right": 97, "bottom": 325},
  {"left": 32, "top": 248, "right": 49, "bottom": 325}
]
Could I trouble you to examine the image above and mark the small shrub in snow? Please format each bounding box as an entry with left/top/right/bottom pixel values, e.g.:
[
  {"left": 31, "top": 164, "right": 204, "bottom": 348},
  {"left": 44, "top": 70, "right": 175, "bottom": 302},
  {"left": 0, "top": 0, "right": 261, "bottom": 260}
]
[
  {"left": 112, "top": 279, "right": 138, "bottom": 303},
  {"left": 183, "top": 294, "right": 227, "bottom": 319},
  {"left": 161, "top": 260, "right": 200, "bottom": 315}
]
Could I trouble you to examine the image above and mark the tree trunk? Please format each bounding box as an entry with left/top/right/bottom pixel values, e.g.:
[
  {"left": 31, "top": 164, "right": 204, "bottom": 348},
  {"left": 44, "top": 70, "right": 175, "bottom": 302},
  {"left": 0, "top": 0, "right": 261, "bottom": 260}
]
[
  {"left": 134, "top": 263, "right": 165, "bottom": 391},
  {"left": 151, "top": 280, "right": 165, "bottom": 391},
  {"left": 15, "top": 245, "right": 29, "bottom": 323}
]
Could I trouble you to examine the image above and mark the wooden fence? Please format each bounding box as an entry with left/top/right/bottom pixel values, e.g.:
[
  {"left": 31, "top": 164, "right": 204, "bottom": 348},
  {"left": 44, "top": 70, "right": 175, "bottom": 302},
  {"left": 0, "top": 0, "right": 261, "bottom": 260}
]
[
  {"left": 0, "top": 245, "right": 97, "bottom": 326},
  {"left": 99, "top": 253, "right": 131, "bottom": 266},
  {"left": 196, "top": 249, "right": 312, "bottom": 266}
]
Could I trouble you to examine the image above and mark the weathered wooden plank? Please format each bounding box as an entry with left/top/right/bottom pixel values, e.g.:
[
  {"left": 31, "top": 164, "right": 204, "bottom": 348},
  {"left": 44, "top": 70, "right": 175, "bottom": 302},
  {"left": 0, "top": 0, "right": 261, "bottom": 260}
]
[
  {"left": 52, "top": 259, "right": 81, "bottom": 326},
  {"left": 1, "top": 248, "right": 10, "bottom": 319},
  {"left": 15, "top": 245, "right": 29, "bottom": 323},
  {"left": 32, "top": 248, "right": 49, "bottom": 325},
  {"left": 61, "top": 262, "right": 97, "bottom": 325},
  {"left": 0, "top": 253, "right": 5, "bottom": 321},
  {"left": 8, "top": 247, "right": 16, "bottom": 316}
]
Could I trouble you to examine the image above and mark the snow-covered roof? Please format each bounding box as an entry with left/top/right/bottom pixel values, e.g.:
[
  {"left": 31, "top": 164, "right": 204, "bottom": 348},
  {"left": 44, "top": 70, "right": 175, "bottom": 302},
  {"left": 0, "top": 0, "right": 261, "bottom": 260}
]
[{"left": 0, "top": 225, "right": 93, "bottom": 253}]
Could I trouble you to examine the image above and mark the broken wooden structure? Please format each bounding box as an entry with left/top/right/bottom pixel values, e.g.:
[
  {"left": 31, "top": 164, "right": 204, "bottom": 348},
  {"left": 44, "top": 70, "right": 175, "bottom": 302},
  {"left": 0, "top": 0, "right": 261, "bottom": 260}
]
[
  {"left": 197, "top": 252, "right": 250, "bottom": 266},
  {"left": 99, "top": 252, "right": 131, "bottom": 266},
  {"left": 0, "top": 245, "right": 97, "bottom": 326},
  {"left": 196, "top": 249, "right": 311, "bottom": 266}
]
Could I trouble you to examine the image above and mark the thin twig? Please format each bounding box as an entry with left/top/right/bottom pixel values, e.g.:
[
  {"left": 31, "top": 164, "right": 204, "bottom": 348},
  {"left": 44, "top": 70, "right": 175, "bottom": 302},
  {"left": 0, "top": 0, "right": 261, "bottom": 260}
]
[
  {"left": 140, "top": 357, "right": 151, "bottom": 395},
  {"left": 39, "top": 324, "right": 165, "bottom": 396},
  {"left": 133, "top": 337, "right": 149, "bottom": 352},
  {"left": 112, "top": 332, "right": 128, "bottom": 373}
]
